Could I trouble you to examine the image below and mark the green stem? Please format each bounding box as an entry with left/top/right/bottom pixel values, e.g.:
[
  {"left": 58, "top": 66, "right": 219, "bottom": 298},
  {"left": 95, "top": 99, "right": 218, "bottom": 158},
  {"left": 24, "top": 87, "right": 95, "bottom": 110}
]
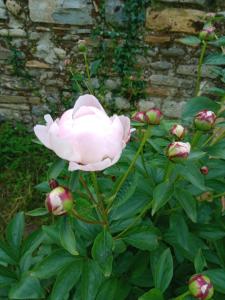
[
  {"left": 141, "top": 148, "right": 149, "bottom": 177},
  {"left": 174, "top": 291, "right": 190, "bottom": 300},
  {"left": 163, "top": 160, "right": 174, "bottom": 181},
  {"left": 91, "top": 172, "right": 109, "bottom": 226},
  {"left": 69, "top": 68, "right": 83, "bottom": 93},
  {"left": 108, "top": 126, "right": 152, "bottom": 208},
  {"left": 213, "top": 191, "right": 225, "bottom": 199},
  {"left": 195, "top": 41, "right": 207, "bottom": 96},
  {"left": 79, "top": 174, "right": 97, "bottom": 204}
]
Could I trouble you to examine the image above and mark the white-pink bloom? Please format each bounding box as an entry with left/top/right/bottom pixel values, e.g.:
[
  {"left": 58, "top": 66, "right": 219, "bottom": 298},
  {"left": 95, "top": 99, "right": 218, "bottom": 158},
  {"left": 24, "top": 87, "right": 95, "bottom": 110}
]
[{"left": 34, "top": 94, "right": 131, "bottom": 171}]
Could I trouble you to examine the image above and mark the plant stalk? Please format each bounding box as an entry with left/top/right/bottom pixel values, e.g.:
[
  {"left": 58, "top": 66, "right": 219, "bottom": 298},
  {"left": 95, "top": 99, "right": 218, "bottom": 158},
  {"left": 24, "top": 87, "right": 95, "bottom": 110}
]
[
  {"left": 174, "top": 291, "right": 190, "bottom": 300},
  {"left": 195, "top": 41, "right": 207, "bottom": 96}
]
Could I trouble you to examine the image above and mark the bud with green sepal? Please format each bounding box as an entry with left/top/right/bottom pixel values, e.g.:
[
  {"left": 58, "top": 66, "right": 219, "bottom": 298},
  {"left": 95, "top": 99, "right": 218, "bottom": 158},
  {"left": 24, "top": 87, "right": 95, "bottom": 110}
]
[
  {"left": 194, "top": 110, "right": 216, "bottom": 131},
  {"left": 45, "top": 186, "right": 74, "bottom": 216},
  {"left": 189, "top": 274, "right": 214, "bottom": 300},
  {"left": 170, "top": 124, "right": 185, "bottom": 139},
  {"left": 167, "top": 142, "right": 191, "bottom": 162},
  {"left": 132, "top": 111, "right": 146, "bottom": 123},
  {"left": 145, "top": 108, "right": 162, "bottom": 125}
]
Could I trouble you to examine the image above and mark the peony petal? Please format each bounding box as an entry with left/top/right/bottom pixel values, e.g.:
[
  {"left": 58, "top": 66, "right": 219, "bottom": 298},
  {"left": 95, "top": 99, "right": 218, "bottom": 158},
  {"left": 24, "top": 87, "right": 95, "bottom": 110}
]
[
  {"left": 44, "top": 114, "right": 53, "bottom": 126},
  {"left": 73, "top": 94, "right": 105, "bottom": 114},
  {"left": 68, "top": 152, "right": 121, "bottom": 172},
  {"left": 118, "top": 116, "right": 131, "bottom": 144},
  {"left": 34, "top": 125, "right": 51, "bottom": 149}
]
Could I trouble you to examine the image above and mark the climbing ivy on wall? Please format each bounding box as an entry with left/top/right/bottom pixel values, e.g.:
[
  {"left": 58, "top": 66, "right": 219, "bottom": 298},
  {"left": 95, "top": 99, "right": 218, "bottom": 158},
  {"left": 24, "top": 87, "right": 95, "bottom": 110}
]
[{"left": 91, "top": 0, "right": 151, "bottom": 107}]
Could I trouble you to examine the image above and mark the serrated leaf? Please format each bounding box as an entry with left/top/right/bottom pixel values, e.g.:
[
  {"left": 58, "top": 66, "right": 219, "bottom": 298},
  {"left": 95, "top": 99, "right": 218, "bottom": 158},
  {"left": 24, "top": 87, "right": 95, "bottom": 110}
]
[
  {"left": 153, "top": 248, "right": 173, "bottom": 293},
  {"left": 205, "top": 54, "right": 225, "bottom": 65},
  {"left": 92, "top": 229, "right": 113, "bottom": 277}
]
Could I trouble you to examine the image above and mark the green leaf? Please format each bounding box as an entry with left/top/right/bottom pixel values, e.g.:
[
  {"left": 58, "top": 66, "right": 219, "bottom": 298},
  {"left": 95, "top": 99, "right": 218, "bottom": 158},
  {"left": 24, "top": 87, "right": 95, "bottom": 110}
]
[
  {"left": 48, "top": 159, "right": 66, "bottom": 179},
  {"left": 194, "top": 249, "right": 207, "bottom": 273},
  {"left": 123, "top": 226, "right": 159, "bottom": 251},
  {"left": 22, "top": 229, "right": 44, "bottom": 255},
  {"left": 31, "top": 249, "right": 76, "bottom": 279},
  {"left": 111, "top": 172, "right": 138, "bottom": 208},
  {"left": 26, "top": 208, "right": 48, "bottom": 217},
  {"left": 69, "top": 172, "right": 79, "bottom": 192},
  {"left": 205, "top": 54, "right": 225, "bottom": 65},
  {"left": 50, "top": 259, "right": 83, "bottom": 300},
  {"left": 59, "top": 217, "right": 79, "bottom": 256},
  {"left": 92, "top": 229, "right": 113, "bottom": 277},
  {"left": 6, "top": 212, "right": 24, "bottom": 251},
  {"left": 154, "top": 248, "right": 173, "bottom": 293},
  {"left": 169, "top": 214, "right": 189, "bottom": 250},
  {"left": 195, "top": 224, "right": 225, "bottom": 240},
  {"left": 34, "top": 181, "right": 50, "bottom": 192},
  {"left": 97, "top": 278, "right": 130, "bottom": 300},
  {"left": 81, "top": 260, "right": 104, "bottom": 300},
  {"left": 138, "top": 288, "right": 164, "bottom": 300},
  {"left": 180, "top": 164, "right": 206, "bottom": 191},
  {"left": 0, "top": 240, "right": 17, "bottom": 265},
  {"left": 152, "top": 181, "right": 173, "bottom": 215},
  {"left": 90, "top": 59, "right": 101, "bottom": 76},
  {"left": 9, "top": 274, "right": 44, "bottom": 299},
  {"left": 182, "top": 96, "right": 220, "bottom": 120},
  {"left": 209, "top": 37, "right": 225, "bottom": 47},
  {"left": 0, "top": 266, "right": 17, "bottom": 288},
  {"left": 206, "top": 141, "right": 225, "bottom": 160},
  {"left": 206, "top": 87, "right": 225, "bottom": 97},
  {"left": 204, "top": 269, "right": 225, "bottom": 294},
  {"left": 175, "top": 188, "right": 197, "bottom": 222},
  {"left": 179, "top": 36, "right": 201, "bottom": 46}
]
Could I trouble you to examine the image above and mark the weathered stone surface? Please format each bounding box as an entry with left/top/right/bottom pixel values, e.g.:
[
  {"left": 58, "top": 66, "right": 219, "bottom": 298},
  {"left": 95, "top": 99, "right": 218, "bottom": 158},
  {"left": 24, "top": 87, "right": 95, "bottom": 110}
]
[
  {"left": 145, "top": 35, "right": 171, "bottom": 44},
  {"left": 146, "top": 85, "right": 177, "bottom": 97},
  {"left": 162, "top": 100, "right": 186, "bottom": 118},
  {"left": 146, "top": 8, "right": 205, "bottom": 34},
  {"left": 0, "top": 103, "right": 30, "bottom": 110},
  {"left": 105, "top": 78, "right": 121, "bottom": 91},
  {"left": 0, "top": 0, "right": 7, "bottom": 19},
  {"left": 161, "top": 47, "right": 185, "bottom": 57},
  {"left": 176, "top": 65, "right": 217, "bottom": 79},
  {"left": 35, "top": 33, "right": 57, "bottom": 64},
  {"left": 0, "top": 95, "right": 41, "bottom": 104},
  {"left": 29, "top": 0, "right": 93, "bottom": 25},
  {"left": 6, "top": 0, "right": 22, "bottom": 16},
  {"left": 150, "top": 75, "right": 193, "bottom": 88},
  {"left": 0, "top": 28, "right": 26, "bottom": 37},
  {"left": 54, "top": 47, "right": 66, "bottom": 59},
  {"left": 160, "top": 0, "right": 209, "bottom": 6},
  {"left": 150, "top": 61, "right": 172, "bottom": 70},
  {"left": 0, "top": 46, "right": 11, "bottom": 60},
  {"left": 26, "top": 60, "right": 51, "bottom": 69},
  {"left": 138, "top": 98, "right": 162, "bottom": 111},
  {"left": 105, "top": 0, "right": 126, "bottom": 26},
  {"left": 115, "top": 97, "right": 130, "bottom": 110}
]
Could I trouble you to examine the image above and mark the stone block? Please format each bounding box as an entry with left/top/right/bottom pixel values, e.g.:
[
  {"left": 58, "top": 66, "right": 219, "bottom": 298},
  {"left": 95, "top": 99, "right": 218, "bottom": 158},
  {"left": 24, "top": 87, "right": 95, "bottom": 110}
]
[
  {"left": 0, "top": 95, "right": 41, "bottom": 104},
  {"left": 150, "top": 61, "right": 172, "bottom": 70},
  {"left": 160, "top": 47, "right": 185, "bottom": 57},
  {"left": 176, "top": 65, "right": 217, "bottom": 79},
  {"left": 29, "top": 0, "right": 93, "bottom": 25},
  {"left": 138, "top": 98, "right": 162, "bottom": 111},
  {"left": 146, "top": 8, "right": 205, "bottom": 34},
  {"left": 115, "top": 97, "right": 130, "bottom": 110},
  {"left": 145, "top": 35, "right": 171, "bottom": 44},
  {"left": 159, "top": 0, "right": 209, "bottom": 6},
  {"left": 26, "top": 60, "right": 51, "bottom": 69},
  {"left": 162, "top": 100, "right": 186, "bottom": 118},
  {"left": 150, "top": 75, "right": 193, "bottom": 88},
  {"left": 146, "top": 85, "right": 177, "bottom": 97},
  {"left": 105, "top": 0, "right": 127, "bottom": 27},
  {"left": 0, "top": 0, "right": 7, "bottom": 19},
  {"left": 0, "top": 46, "right": 11, "bottom": 60}
]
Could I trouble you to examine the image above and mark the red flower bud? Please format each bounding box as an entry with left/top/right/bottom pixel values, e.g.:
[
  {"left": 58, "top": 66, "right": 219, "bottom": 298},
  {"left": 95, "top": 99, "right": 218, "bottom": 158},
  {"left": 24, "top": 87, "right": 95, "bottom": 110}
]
[
  {"left": 167, "top": 142, "right": 191, "bottom": 162},
  {"left": 132, "top": 111, "right": 146, "bottom": 123},
  {"left": 170, "top": 124, "right": 185, "bottom": 139},
  {"left": 45, "top": 186, "right": 74, "bottom": 216},
  {"left": 200, "top": 166, "right": 209, "bottom": 175},
  {"left": 49, "top": 179, "right": 59, "bottom": 190},
  {"left": 194, "top": 110, "right": 216, "bottom": 131},
  {"left": 189, "top": 274, "right": 214, "bottom": 300},
  {"left": 145, "top": 108, "right": 162, "bottom": 125}
]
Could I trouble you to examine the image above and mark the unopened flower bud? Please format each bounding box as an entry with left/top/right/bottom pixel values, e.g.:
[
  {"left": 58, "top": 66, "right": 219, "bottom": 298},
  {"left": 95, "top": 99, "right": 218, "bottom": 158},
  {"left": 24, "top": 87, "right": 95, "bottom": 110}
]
[
  {"left": 194, "top": 110, "right": 216, "bottom": 131},
  {"left": 200, "top": 166, "right": 209, "bottom": 175},
  {"left": 170, "top": 124, "right": 185, "bottom": 139},
  {"left": 145, "top": 108, "right": 162, "bottom": 125},
  {"left": 78, "top": 40, "right": 87, "bottom": 53},
  {"left": 189, "top": 274, "right": 214, "bottom": 300},
  {"left": 167, "top": 142, "right": 191, "bottom": 162},
  {"left": 45, "top": 186, "right": 73, "bottom": 216},
  {"left": 132, "top": 111, "right": 146, "bottom": 123},
  {"left": 49, "top": 179, "right": 59, "bottom": 190},
  {"left": 199, "top": 24, "right": 216, "bottom": 41}
]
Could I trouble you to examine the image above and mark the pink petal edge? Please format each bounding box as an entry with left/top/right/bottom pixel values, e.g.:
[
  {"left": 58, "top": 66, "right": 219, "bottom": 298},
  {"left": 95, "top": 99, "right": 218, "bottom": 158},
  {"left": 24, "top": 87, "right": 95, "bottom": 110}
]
[{"left": 73, "top": 94, "right": 105, "bottom": 114}]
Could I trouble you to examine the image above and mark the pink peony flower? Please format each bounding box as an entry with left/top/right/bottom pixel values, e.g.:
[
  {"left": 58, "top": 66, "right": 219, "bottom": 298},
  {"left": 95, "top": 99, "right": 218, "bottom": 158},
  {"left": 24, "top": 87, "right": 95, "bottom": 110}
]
[{"left": 34, "top": 94, "right": 131, "bottom": 171}]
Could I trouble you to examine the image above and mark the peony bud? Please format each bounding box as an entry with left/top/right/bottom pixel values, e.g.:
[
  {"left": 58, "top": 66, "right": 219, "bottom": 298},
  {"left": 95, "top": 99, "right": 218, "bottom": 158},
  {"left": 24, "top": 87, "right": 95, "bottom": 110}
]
[
  {"left": 194, "top": 110, "right": 216, "bottom": 131},
  {"left": 189, "top": 274, "right": 214, "bottom": 300},
  {"left": 167, "top": 142, "right": 191, "bottom": 162},
  {"left": 49, "top": 179, "right": 59, "bottom": 190},
  {"left": 200, "top": 166, "right": 209, "bottom": 175},
  {"left": 45, "top": 186, "right": 74, "bottom": 216},
  {"left": 199, "top": 24, "right": 216, "bottom": 41},
  {"left": 145, "top": 108, "right": 162, "bottom": 125},
  {"left": 132, "top": 111, "right": 146, "bottom": 123},
  {"left": 170, "top": 124, "right": 185, "bottom": 139},
  {"left": 78, "top": 39, "right": 87, "bottom": 53}
]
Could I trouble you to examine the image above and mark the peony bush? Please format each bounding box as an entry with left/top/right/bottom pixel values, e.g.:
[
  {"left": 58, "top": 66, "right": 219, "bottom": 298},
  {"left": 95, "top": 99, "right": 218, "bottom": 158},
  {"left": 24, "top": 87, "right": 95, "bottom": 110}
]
[{"left": 1, "top": 90, "right": 225, "bottom": 300}]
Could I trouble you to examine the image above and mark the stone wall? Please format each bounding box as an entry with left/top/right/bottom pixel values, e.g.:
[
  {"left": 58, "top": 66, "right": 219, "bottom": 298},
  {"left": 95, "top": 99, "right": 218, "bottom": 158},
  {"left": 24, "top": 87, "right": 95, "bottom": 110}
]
[{"left": 0, "top": 0, "right": 224, "bottom": 123}]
